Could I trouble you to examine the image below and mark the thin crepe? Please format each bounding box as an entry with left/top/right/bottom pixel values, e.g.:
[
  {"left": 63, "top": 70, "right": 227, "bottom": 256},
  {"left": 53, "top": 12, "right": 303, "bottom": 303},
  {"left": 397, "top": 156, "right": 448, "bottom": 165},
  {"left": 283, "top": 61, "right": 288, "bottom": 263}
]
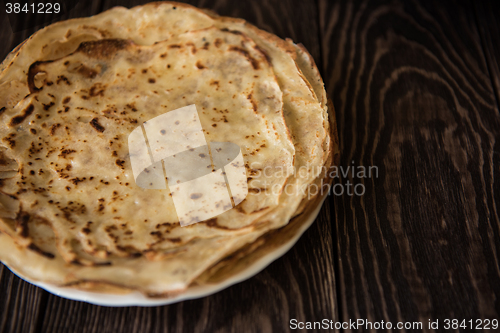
[{"left": 0, "top": 2, "right": 334, "bottom": 296}]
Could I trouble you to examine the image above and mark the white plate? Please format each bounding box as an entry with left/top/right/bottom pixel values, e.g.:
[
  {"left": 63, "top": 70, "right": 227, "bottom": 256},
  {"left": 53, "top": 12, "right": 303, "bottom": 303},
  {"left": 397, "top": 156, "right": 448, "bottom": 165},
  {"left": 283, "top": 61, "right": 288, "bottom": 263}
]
[{"left": 7, "top": 196, "right": 327, "bottom": 307}]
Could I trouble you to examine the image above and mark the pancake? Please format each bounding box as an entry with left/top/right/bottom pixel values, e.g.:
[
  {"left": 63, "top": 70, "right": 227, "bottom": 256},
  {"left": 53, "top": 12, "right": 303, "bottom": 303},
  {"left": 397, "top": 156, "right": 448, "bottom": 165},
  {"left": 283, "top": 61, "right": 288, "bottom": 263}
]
[{"left": 0, "top": 2, "right": 336, "bottom": 297}]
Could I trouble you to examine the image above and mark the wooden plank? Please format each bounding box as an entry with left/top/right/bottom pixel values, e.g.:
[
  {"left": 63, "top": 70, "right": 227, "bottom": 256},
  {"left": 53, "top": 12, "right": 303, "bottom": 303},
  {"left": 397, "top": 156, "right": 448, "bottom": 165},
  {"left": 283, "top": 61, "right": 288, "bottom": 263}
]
[
  {"left": 0, "top": 0, "right": 337, "bottom": 332},
  {"left": 474, "top": 1, "right": 500, "bottom": 115},
  {"left": 0, "top": 264, "right": 48, "bottom": 333},
  {"left": 320, "top": 0, "right": 500, "bottom": 329}
]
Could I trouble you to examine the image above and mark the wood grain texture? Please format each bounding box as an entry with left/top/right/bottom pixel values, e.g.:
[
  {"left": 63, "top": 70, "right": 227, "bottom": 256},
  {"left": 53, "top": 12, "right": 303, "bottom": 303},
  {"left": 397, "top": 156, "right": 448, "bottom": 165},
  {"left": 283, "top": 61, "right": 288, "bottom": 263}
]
[
  {"left": 474, "top": 1, "right": 500, "bottom": 117},
  {"left": 0, "top": 0, "right": 337, "bottom": 332},
  {"left": 320, "top": 0, "right": 500, "bottom": 330},
  {"left": 3, "top": 0, "right": 500, "bottom": 331},
  {"left": 0, "top": 264, "right": 47, "bottom": 333}
]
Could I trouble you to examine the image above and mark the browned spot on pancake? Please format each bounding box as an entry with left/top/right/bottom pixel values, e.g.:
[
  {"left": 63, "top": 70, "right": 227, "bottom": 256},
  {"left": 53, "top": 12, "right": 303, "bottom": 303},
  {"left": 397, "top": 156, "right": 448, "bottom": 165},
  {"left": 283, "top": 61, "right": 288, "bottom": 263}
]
[
  {"left": 254, "top": 44, "right": 271, "bottom": 64},
  {"left": 56, "top": 75, "right": 71, "bottom": 85},
  {"left": 27, "top": 62, "right": 48, "bottom": 93},
  {"left": 89, "top": 83, "right": 105, "bottom": 97},
  {"left": 202, "top": 42, "right": 210, "bottom": 50},
  {"left": 70, "top": 259, "right": 83, "bottom": 266},
  {"left": 186, "top": 42, "right": 197, "bottom": 54},
  {"left": 90, "top": 118, "right": 105, "bottom": 132},
  {"left": 229, "top": 46, "right": 260, "bottom": 70},
  {"left": 28, "top": 243, "right": 55, "bottom": 259},
  {"left": 76, "top": 39, "right": 132, "bottom": 59},
  {"left": 71, "top": 177, "right": 86, "bottom": 185},
  {"left": 0, "top": 107, "right": 6, "bottom": 115},
  {"left": 214, "top": 38, "right": 223, "bottom": 47},
  {"left": 116, "top": 245, "right": 142, "bottom": 258},
  {"left": 115, "top": 159, "right": 125, "bottom": 168},
  {"left": 220, "top": 28, "right": 243, "bottom": 35},
  {"left": 168, "top": 237, "right": 182, "bottom": 243},
  {"left": 160, "top": 53, "right": 167, "bottom": 58},
  {"left": 196, "top": 61, "right": 205, "bottom": 69},
  {"left": 102, "top": 105, "right": 118, "bottom": 116},
  {"left": 50, "top": 123, "right": 61, "bottom": 135},
  {"left": 43, "top": 101, "right": 55, "bottom": 111},
  {"left": 168, "top": 44, "right": 181, "bottom": 49},
  {"left": 203, "top": 218, "right": 229, "bottom": 230},
  {"left": 76, "top": 64, "right": 98, "bottom": 79},
  {"left": 148, "top": 78, "right": 156, "bottom": 83},
  {"left": 2, "top": 135, "right": 15, "bottom": 148},
  {"left": 94, "top": 261, "right": 112, "bottom": 266},
  {"left": 59, "top": 149, "right": 76, "bottom": 158},
  {"left": 63, "top": 97, "right": 71, "bottom": 104},
  {"left": 16, "top": 211, "right": 30, "bottom": 238},
  {"left": 9, "top": 104, "right": 34, "bottom": 126},
  {"left": 247, "top": 93, "right": 257, "bottom": 113},
  {"left": 126, "top": 103, "right": 137, "bottom": 112}
]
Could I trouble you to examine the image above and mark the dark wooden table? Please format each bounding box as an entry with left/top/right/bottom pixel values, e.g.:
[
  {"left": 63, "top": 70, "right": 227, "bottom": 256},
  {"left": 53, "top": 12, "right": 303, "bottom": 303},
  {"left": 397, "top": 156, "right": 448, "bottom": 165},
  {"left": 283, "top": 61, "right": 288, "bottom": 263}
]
[{"left": 1, "top": 0, "right": 499, "bottom": 332}]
